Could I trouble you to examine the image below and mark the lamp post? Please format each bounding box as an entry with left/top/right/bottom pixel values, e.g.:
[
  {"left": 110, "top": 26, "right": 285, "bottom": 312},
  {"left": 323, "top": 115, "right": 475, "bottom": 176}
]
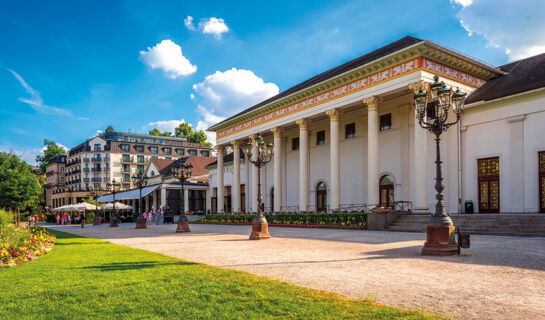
[
  {"left": 171, "top": 160, "right": 193, "bottom": 233},
  {"left": 413, "top": 75, "right": 466, "bottom": 256},
  {"left": 242, "top": 133, "right": 274, "bottom": 240},
  {"left": 88, "top": 186, "right": 103, "bottom": 226},
  {"left": 105, "top": 180, "right": 121, "bottom": 227},
  {"left": 132, "top": 173, "right": 149, "bottom": 229}
]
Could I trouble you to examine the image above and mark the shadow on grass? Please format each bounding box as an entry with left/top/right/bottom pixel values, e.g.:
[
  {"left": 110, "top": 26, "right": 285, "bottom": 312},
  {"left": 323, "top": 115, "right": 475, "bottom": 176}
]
[{"left": 76, "top": 260, "right": 196, "bottom": 271}]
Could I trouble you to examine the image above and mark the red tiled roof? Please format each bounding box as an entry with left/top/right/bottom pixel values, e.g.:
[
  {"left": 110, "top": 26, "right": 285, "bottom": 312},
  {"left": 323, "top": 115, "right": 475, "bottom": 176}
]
[
  {"left": 151, "top": 157, "right": 215, "bottom": 178},
  {"left": 150, "top": 158, "right": 175, "bottom": 175}
]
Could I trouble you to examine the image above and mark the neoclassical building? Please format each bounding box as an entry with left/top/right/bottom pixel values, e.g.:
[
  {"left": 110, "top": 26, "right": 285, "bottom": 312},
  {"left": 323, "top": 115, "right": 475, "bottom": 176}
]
[{"left": 207, "top": 36, "right": 545, "bottom": 215}]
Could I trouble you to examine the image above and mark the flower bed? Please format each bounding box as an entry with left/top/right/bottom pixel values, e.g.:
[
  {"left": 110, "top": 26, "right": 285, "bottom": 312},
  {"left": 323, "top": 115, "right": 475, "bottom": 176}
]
[
  {"left": 198, "top": 213, "right": 368, "bottom": 229},
  {"left": 0, "top": 226, "right": 56, "bottom": 268}
]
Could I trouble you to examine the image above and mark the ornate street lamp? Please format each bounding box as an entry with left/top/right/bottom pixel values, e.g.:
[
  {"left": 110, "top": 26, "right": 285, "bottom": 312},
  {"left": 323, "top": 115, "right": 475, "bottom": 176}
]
[
  {"left": 242, "top": 133, "right": 274, "bottom": 240},
  {"left": 171, "top": 160, "right": 193, "bottom": 233},
  {"left": 88, "top": 186, "right": 103, "bottom": 226},
  {"left": 132, "top": 173, "right": 149, "bottom": 229},
  {"left": 105, "top": 180, "right": 121, "bottom": 227},
  {"left": 413, "top": 75, "right": 466, "bottom": 256}
]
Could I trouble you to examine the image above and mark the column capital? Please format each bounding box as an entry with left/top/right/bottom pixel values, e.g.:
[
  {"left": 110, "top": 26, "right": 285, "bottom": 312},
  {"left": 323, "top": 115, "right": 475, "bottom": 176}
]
[
  {"left": 295, "top": 119, "right": 311, "bottom": 131},
  {"left": 230, "top": 140, "right": 241, "bottom": 150},
  {"left": 216, "top": 145, "right": 225, "bottom": 152},
  {"left": 362, "top": 96, "right": 382, "bottom": 112},
  {"left": 325, "top": 108, "right": 343, "bottom": 122},
  {"left": 270, "top": 127, "right": 283, "bottom": 138},
  {"left": 408, "top": 80, "right": 430, "bottom": 95}
]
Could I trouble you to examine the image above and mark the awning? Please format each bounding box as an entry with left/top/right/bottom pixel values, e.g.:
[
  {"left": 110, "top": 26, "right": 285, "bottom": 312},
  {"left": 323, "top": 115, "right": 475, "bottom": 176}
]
[{"left": 98, "top": 185, "right": 160, "bottom": 202}]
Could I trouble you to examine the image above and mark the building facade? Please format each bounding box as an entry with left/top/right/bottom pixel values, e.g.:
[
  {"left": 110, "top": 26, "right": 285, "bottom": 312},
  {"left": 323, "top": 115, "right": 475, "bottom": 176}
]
[
  {"left": 206, "top": 36, "right": 545, "bottom": 214},
  {"left": 44, "top": 154, "right": 67, "bottom": 209},
  {"left": 46, "top": 132, "right": 213, "bottom": 209}
]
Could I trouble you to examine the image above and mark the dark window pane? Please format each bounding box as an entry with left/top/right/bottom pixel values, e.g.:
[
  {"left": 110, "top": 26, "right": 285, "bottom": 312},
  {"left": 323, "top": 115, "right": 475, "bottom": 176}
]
[
  {"left": 380, "top": 113, "right": 392, "bottom": 131},
  {"left": 345, "top": 123, "right": 356, "bottom": 139},
  {"left": 317, "top": 130, "right": 325, "bottom": 145},
  {"left": 292, "top": 137, "right": 299, "bottom": 151}
]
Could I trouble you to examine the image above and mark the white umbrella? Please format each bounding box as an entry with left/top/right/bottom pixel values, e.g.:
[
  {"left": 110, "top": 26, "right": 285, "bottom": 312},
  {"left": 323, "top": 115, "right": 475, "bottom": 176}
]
[
  {"left": 72, "top": 202, "right": 101, "bottom": 211},
  {"left": 51, "top": 204, "right": 76, "bottom": 212},
  {"left": 102, "top": 202, "right": 133, "bottom": 210}
]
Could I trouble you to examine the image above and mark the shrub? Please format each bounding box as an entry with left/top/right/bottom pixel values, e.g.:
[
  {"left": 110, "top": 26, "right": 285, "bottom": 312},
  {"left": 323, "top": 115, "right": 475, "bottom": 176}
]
[
  {"left": 84, "top": 212, "right": 95, "bottom": 224},
  {"left": 201, "top": 212, "right": 367, "bottom": 228},
  {"left": 0, "top": 209, "right": 14, "bottom": 231}
]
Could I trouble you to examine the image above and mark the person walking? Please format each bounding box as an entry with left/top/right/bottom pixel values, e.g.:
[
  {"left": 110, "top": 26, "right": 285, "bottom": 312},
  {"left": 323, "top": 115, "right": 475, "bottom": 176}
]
[
  {"left": 61, "top": 213, "right": 67, "bottom": 225},
  {"left": 143, "top": 211, "right": 148, "bottom": 226},
  {"left": 34, "top": 214, "right": 39, "bottom": 226},
  {"left": 147, "top": 210, "right": 153, "bottom": 226},
  {"left": 67, "top": 213, "right": 71, "bottom": 225},
  {"left": 56, "top": 214, "right": 60, "bottom": 226},
  {"left": 155, "top": 209, "right": 161, "bottom": 225}
]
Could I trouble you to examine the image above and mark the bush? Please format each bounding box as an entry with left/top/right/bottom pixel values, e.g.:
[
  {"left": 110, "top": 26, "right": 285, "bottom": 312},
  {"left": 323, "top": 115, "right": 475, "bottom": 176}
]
[
  {"left": 201, "top": 212, "right": 368, "bottom": 228},
  {"left": 84, "top": 212, "right": 95, "bottom": 224},
  {"left": 0, "top": 209, "right": 14, "bottom": 230}
]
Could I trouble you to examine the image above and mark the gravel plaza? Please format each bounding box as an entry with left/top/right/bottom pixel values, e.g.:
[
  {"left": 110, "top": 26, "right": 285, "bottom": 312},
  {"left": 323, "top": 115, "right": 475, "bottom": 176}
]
[{"left": 54, "top": 223, "right": 545, "bottom": 320}]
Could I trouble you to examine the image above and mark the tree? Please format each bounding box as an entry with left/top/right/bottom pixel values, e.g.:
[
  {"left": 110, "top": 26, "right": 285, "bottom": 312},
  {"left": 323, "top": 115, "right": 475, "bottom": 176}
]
[
  {"left": 160, "top": 131, "right": 172, "bottom": 137},
  {"left": 105, "top": 125, "right": 115, "bottom": 133},
  {"left": 0, "top": 152, "right": 42, "bottom": 212},
  {"left": 174, "top": 122, "right": 212, "bottom": 147},
  {"left": 149, "top": 128, "right": 161, "bottom": 136},
  {"left": 35, "top": 139, "right": 66, "bottom": 173}
]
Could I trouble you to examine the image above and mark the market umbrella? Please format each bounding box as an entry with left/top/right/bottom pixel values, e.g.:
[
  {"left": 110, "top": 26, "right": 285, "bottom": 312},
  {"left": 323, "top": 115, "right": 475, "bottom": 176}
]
[
  {"left": 72, "top": 202, "right": 101, "bottom": 211},
  {"left": 102, "top": 202, "right": 133, "bottom": 210},
  {"left": 51, "top": 204, "right": 76, "bottom": 212}
]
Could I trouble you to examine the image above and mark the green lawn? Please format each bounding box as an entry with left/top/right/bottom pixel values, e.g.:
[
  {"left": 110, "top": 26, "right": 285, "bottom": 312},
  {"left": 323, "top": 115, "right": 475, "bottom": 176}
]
[{"left": 0, "top": 229, "right": 440, "bottom": 320}]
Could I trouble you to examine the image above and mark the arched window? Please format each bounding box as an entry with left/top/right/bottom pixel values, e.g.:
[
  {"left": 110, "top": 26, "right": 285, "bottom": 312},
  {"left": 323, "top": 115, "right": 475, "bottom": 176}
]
[
  {"left": 379, "top": 175, "right": 394, "bottom": 207},
  {"left": 316, "top": 182, "right": 327, "bottom": 212}
]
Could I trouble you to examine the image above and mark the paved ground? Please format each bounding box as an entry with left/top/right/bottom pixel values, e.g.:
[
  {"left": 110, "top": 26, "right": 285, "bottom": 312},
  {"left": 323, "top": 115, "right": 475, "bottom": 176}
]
[{"left": 50, "top": 223, "right": 545, "bottom": 320}]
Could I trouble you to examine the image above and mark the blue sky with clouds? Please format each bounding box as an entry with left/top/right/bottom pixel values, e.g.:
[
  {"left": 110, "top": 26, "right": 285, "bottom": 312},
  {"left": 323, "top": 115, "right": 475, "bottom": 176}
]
[{"left": 1, "top": 0, "right": 544, "bottom": 164}]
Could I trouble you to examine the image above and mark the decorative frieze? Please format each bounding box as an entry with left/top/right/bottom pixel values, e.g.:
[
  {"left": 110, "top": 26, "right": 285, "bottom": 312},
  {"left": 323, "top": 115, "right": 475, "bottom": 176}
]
[{"left": 217, "top": 56, "right": 486, "bottom": 140}]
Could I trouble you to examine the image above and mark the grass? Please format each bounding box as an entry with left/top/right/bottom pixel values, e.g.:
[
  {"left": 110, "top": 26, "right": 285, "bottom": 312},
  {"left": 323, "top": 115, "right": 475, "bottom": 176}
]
[{"left": 0, "top": 229, "right": 440, "bottom": 320}]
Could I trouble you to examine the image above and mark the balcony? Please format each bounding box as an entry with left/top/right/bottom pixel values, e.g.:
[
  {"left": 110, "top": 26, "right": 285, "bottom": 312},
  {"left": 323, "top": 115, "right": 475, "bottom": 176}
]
[
  {"left": 91, "top": 167, "right": 102, "bottom": 172},
  {"left": 91, "top": 178, "right": 101, "bottom": 183},
  {"left": 83, "top": 158, "right": 90, "bottom": 163},
  {"left": 121, "top": 156, "right": 134, "bottom": 163},
  {"left": 91, "top": 157, "right": 102, "bottom": 162},
  {"left": 83, "top": 178, "right": 90, "bottom": 183},
  {"left": 66, "top": 160, "right": 79, "bottom": 168},
  {"left": 104, "top": 157, "right": 111, "bottom": 162},
  {"left": 103, "top": 167, "right": 110, "bottom": 172},
  {"left": 83, "top": 168, "right": 90, "bottom": 173},
  {"left": 46, "top": 170, "right": 55, "bottom": 176},
  {"left": 103, "top": 177, "right": 110, "bottom": 182}
]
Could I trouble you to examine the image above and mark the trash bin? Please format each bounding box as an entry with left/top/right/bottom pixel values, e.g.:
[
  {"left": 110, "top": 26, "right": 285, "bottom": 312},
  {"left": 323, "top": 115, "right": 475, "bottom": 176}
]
[{"left": 464, "top": 201, "right": 474, "bottom": 214}]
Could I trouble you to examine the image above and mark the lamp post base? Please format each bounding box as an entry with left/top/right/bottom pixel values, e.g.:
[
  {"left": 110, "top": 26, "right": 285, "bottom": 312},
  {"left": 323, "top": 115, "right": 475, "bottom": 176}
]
[
  {"left": 135, "top": 217, "right": 147, "bottom": 229},
  {"left": 176, "top": 220, "right": 191, "bottom": 233},
  {"left": 109, "top": 219, "right": 118, "bottom": 228},
  {"left": 249, "top": 217, "right": 270, "bottom": 240},
  {"left": 422, "top": 225, "right": 458, "bottom": 256}
]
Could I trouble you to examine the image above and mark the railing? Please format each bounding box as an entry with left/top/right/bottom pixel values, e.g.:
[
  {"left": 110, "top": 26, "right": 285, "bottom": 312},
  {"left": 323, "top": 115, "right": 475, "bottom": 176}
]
[
  {"left": 83, "top": 168, "right": 90, "bottom": 172},
  {"left": 66, "top": 160, "right": 79, "bottom": 168},
  {"left": 104, "top": 157, "right": 110, "bottom": 162},
  {"left": 103, "top": 167, "right": 110, "bottom": 172},
  {"left": 121, "top": 156, "right": 133, "bottom": 163},
  {"left": 91, "top": 168, "right": 101, "bottom": 172},
  {"left": 392, "top": 201, "right": 412, "bottom": 213},
  {"left": 338, "top": 204, "right": 367, "bottom": 213},
  {"left": 83, "top": 178, "right": 90, "bottom": 183},
  {"left": 83, "top": 158, "right": 90, "bottom": 162},
  {"left": 91, "top": 158, "right": 101, "bottom": 162},
  {"left": 91, "top": 178, "right": 101, "bottom": 182},
  {"left": 103, "top": 177, "right": 110, "bottom": 182}
]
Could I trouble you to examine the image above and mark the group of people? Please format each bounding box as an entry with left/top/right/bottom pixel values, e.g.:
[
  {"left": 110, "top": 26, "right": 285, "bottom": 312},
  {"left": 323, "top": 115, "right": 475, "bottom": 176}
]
[
  {"left": 55, "top": 213, "right": 71, "bottom": 225},
  {"left": 27, "top": 214, "right": 42, "bottom": 226},
  {"left": 142, "top": 209, "right": 161, "bottom": 226}
]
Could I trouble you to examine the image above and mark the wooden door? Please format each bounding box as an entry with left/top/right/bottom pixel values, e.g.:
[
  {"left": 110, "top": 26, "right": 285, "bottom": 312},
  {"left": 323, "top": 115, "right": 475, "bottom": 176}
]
[
  {"left": 538, "top": 151, "right": 545, "bottom": 213},
  {"left": 316, "top": 182, "right": 327, "bottom": 212},
  {"left": 380, "top": 185, "right": 394, "bottom": 207},
  {"left": 478, "top": 157, "right": 500, "bottom": 213}
]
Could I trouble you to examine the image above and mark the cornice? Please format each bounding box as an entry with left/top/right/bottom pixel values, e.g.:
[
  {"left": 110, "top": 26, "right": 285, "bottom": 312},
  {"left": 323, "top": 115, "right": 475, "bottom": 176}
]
[{"left": 210, "top": 41, "right": 501, "bottom": 134}]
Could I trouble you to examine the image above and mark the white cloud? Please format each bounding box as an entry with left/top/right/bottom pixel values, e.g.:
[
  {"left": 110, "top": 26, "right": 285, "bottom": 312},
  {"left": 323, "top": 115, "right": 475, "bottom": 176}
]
[
  {"left": 184, "top": 16, "right": 196, "bottom": 31},
  {"left": 191, "top": 68, "right": 279, "bottom": 144},
  {"left": 7, "top": 68, "right": 74, "bottom": 117},
  {"left": 0, "top": 143, "right": 67, "bottom": 166},
  {"left": 454, "top": 0, "right": 545, "bottom": 60},
  {"left": 139, "top": 39, "right": 197, "bottom": 79},
  {"left": 144, "top": 118, "right": 186, "bottom": 133},
  {"left": 199, "top": 17, "right": 229, "bottom": 39}
]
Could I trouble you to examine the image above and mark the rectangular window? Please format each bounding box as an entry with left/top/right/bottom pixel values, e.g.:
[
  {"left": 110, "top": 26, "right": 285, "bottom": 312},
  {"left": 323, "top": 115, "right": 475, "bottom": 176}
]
[
  {"left": 200, "top": 150, "right": 210, "bottom": 157},
  {"left": 128, "top": 136, "right": 141, "bottom": 143},
  {"left": 94, "top": 144, "right": 101, "bottom": 151},
  {"left": 137, "top": 155, "right": 145, "bottom": 163},
  {"left": 163, "top": 147, "right": 171, "bottom": 154},
  {"left": 164, "top": 157, "right": 172, "bottom": 160},
  {"left": 380, "top": 113, "right": 392, "bottom": 131},
  {"left": 122, "top": 173, "right": 131, "bottom": 182},
  {"left": 122, "top": 154, "right": 131, "bottom": 162},
  {"left": 157, "top": 139, "right": 167, "bottom": 145},
  {"left": 144, "top": 137, "right": 155, "bottom": 144},
  {"left": 120, "top": 144, "right": 130, "bottom": 151},
  {"left": 122, "top": 164, "right": 131, "bottom": 172},
  {"left": 292, "top": 137, "right": 299, "bottom": 151},
  {"left": 151, "top": 156, "right": 158, "bottom": 159},
  {"left": 149, "top": 146, "right": 158, "bottom": 154},
  {"left": 188, "top": 149, "right": 197, "bottom": 156},
  {"left": 345, "top": 123, "right": 356, "bottom": 139},
  {"left": 172, "top": 141, "right": 182, "bottom": 146},
  {"left": 134, "top": 145, "right": 144, "bottom": 152},
  {"left": 137, "top": 165, "right": 144, "bottom": 174},
  {"left": 177, "top": 149, "right": 185, "bottom": 155},
  {"left": 316, "top": 130, "right": 325, "bottom": 145}
]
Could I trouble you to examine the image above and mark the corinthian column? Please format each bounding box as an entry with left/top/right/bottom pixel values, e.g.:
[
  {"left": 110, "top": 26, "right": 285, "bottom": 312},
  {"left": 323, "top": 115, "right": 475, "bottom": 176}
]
[
  {"left": 249, "top": 135, "right": 259, "bottom": 212},
  {"left": 363, "top": 96, "right": 381, "bottom": 206},
  {"left": 326, "top": 108, "right": 342, "bottom": 211},
  {"left": 409, "top": 81, "right": 430, "bottom": 213},
  {"left": 231, "top": 141, "right": 241, "bottom": 213},
  {"left": 270, "top": 127, "right": 283, "bottom": 212},
  {"left": 216, "top": 145, "right": 225, "bottom": 213},
  {"left": 296, "top": 119, "right": 310, "bottom": 212}
]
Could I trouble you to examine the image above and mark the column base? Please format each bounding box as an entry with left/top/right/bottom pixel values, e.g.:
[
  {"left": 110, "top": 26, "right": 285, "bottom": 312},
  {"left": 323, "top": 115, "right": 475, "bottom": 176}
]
[
  {"left": 109, "top": 219, "right": 118, "bottom": 228},
  {"left": 176, "top": 220, "right": 191, "bottom": 233},
  {"left": 422, "top": 225, "right": 457, "bottom": 256},
  {"left": 135, "top": 217, "right": 147, "bottom": 229},
  {"left": 249, "top": 220, "right": 271, "bottom": 240}
]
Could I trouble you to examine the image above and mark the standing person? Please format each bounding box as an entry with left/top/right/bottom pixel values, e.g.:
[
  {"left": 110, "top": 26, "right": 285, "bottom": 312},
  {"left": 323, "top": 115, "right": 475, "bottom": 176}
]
[
  {"left": 56, "top": 214, "right": 60, "bottom": 226},
  {"left": 155, "top": 209, "right": 161, "bottom": 225},
  {"left": 34, "top": 214, "right": 39, "bottom": 226},
  {"left": 143, "top": 211, "right": 148, "bottom": 226},
  {"left": 61, "top": 212, "right": 67, "bottom": 225},
  {"left": 147, "top": 210, "right": 152, "bottom": 226},
  {"left": 80, "top": 212, "right": 85, "bottom": 229},
  {"left": 67, "top": 213, "right": 71, "bottom": 225}
]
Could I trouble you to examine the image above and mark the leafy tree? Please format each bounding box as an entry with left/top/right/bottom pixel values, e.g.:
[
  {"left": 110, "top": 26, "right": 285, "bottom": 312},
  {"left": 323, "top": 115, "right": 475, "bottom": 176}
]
[
  {"left": 174, "top": 122, "right": 212, "bottom": 147},
  {"left": 105, "top": 125, "right": 115, "bottom": 133},
  {"left": 149, "top": 128, "right": 161, "bottom": 136},
  {"left": 35, "top": 139, "right": 66, "bottom": 173},
  {"left": 0, "top": 152, "right": 42, "bottom": 212},
  {"left": 160, "top": 131, "right": 172, "bottom": 137}
]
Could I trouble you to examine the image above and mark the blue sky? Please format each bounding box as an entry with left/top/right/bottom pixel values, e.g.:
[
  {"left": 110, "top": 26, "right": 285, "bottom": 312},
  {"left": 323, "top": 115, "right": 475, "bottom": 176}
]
[{"left": 1, "top": 0, "right": 544, "bottom": 164}]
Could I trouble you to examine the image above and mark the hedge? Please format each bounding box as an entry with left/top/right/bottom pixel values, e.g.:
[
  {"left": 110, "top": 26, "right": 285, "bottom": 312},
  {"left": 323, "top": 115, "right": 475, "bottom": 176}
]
[{"left": 202, "top": 213, "right": 368, "bottom": 228}]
